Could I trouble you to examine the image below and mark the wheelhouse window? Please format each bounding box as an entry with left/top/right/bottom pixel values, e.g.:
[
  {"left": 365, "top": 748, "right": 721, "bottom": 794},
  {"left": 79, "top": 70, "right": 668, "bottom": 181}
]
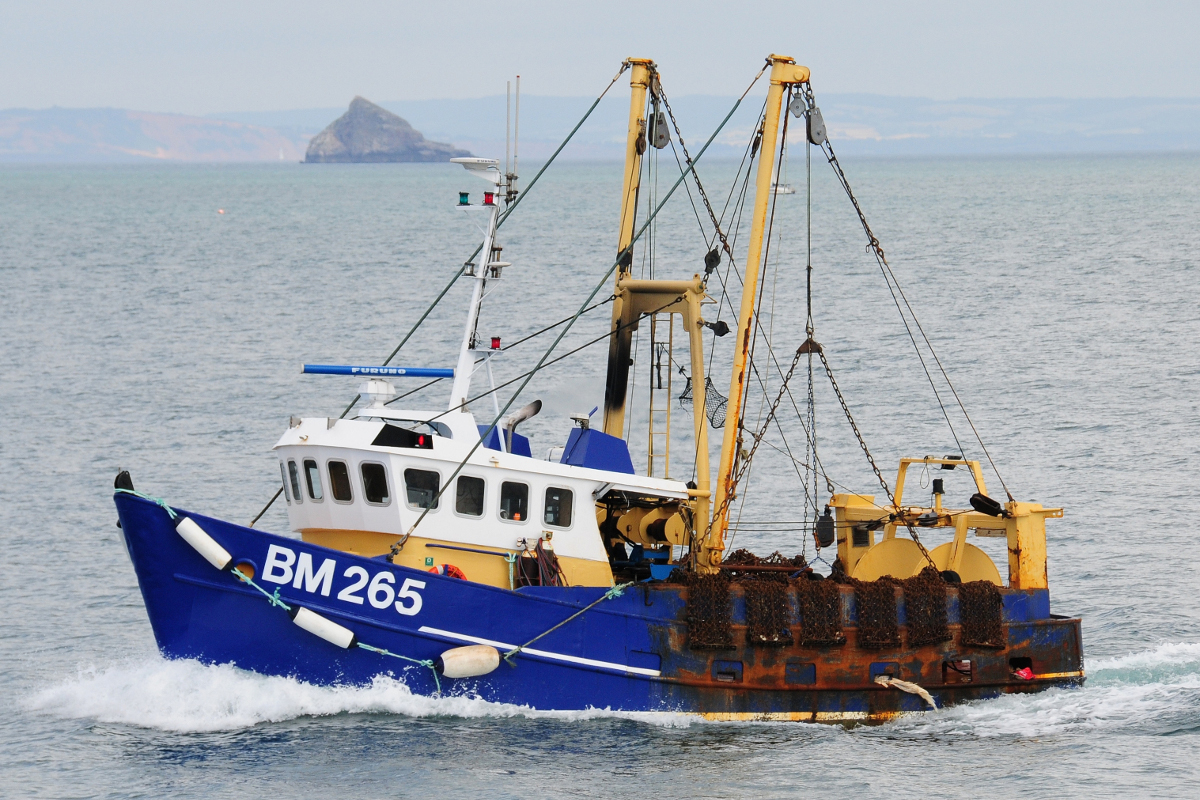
[
  {"left": 360, "top": 462, "right": 391, "bottom": 505},
  {"left": 280, "top": 462, "right": 290, "bottom": 503},
  {"left": 287, "top": 460, "right": 303, "bottom": 504},
  {"left": 544, "top": 487, "right": 573, "bottom": 528},
  {"left": 327, "top": 460, "right": 352, "bottom": 503},
  {"left": 499, "top": 481, "right": 528, "bottom": 522},
  {"left": 371, "top": 419, "right": 454, "bottom": 449},
  {"left": 304, "top": 458, "right": 323, "bottom": 501},
  {"left": 397, "top": 419, "right": 452, "bottom": 438},
  {"left": 455, "top": 476, "right": 485, "bottom": 517},
  {"left": 404, "top": 468, "right": 440, "bottom": 510}
]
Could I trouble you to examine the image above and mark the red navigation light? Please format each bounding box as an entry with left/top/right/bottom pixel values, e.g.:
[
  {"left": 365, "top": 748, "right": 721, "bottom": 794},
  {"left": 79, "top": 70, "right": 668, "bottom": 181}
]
[
  {"left": 483, "top": 192, "right": 495, "bottom": 206},
  {"left": 490, "top": 336, "right": 501, "bottom": 350}
]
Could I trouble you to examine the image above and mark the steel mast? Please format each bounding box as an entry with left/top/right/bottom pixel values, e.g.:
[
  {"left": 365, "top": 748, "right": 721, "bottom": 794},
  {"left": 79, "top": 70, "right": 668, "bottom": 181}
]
[
  {"left": 599, "top": 58, "right": 713, "bottom": 558},
  {"left": 448, "top": 158, "right": 504, "bottom": 414},
  {"left": 700, "top": 55, "right": 811, "bottom": 571},
  {"left": 601, "top": 58, "right": 654, "bottom": 439}
]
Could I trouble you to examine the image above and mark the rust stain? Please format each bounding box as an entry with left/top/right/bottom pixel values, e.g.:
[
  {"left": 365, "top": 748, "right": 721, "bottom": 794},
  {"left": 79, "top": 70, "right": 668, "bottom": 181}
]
[{"left": 640, "top": 581, "right": 1083, "bottom": 721}]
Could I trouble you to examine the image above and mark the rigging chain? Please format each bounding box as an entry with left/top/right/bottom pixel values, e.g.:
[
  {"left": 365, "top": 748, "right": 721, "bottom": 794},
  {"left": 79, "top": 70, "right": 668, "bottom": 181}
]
[
  {"left": 816, "top": 345, "right": 936, "bottom": 570},
  {"left": 706, "top": 341, "right": 806, "bottom": 540},
  {"left": 800, "top": 83, "right": 1013, "bottom": 502},
  {"left": 691, "top": 117, "right": 838, "bottom": 513}
]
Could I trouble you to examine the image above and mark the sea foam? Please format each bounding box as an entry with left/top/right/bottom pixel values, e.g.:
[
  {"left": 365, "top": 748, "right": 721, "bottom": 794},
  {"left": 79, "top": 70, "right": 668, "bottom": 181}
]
[
  {"left": 25, "top": 657, "right": 698, "bottom": 733},
  {"left": 27, "top": 643, "right": 1200, "bottom": 736},
  {"left": 881, "top": 641, "right": 1200, "bottom": 738}
]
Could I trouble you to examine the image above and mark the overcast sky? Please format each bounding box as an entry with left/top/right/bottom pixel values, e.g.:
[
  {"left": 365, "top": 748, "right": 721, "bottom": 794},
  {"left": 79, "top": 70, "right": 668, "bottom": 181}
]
[{"left": 4, "top": 0, "right": 1199, "bottom": 114}]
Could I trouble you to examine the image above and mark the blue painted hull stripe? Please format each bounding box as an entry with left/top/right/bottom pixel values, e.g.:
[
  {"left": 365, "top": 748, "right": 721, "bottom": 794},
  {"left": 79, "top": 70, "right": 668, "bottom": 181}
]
[
  {"left": 418, "top": 626, "right": 663, "bottom": 677},
  {"left": 171, "top": 570, "right": 661, "bottom": 678}
]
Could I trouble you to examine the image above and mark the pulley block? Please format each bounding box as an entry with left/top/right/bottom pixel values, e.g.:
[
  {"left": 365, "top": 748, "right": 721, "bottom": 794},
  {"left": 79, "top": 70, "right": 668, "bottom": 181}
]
[{"left": 807, "top": 106, "right": 826, "bottom": 145}]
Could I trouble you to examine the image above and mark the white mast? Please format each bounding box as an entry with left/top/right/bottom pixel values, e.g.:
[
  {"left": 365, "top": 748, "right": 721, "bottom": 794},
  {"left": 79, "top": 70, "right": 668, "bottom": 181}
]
[
  {"left": 449, "top": 157, "right": 504, "bottom": 413},
  {"left": 505, "top": 76, "right": 521, "bottom": 205},
  {"left": 513, "top": 76, "right": 520, "bottom": 191}
]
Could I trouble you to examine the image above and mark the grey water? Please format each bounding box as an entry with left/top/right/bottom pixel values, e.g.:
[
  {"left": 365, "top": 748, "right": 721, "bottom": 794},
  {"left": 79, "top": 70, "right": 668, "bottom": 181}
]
[{"left": 2, "top": 152, "right": 1199, "bottom": 798}]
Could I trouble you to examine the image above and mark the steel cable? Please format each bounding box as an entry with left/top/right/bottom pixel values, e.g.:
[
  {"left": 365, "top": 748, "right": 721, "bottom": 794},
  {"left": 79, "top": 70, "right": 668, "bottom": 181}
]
[{"left": 394, "top": 71, "right": 767, "bottom": 542}]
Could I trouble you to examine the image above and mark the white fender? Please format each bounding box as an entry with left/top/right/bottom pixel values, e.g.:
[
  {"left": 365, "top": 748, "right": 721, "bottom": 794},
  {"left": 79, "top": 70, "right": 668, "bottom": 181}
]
[
  {"left": 289, "top": 606, "right": 357, "bottom": 649},
  {"left": 436, "top": 645, "right": 500, "bottom": 679},
  {"left": 174, "top": 516, "right": 233, "bottom": 571}
]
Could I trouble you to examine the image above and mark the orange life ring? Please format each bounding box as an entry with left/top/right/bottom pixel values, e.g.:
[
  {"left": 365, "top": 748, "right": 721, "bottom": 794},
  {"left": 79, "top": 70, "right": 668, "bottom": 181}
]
[{"left": 428, "top": 563, "right": 467, "bottom": 580}]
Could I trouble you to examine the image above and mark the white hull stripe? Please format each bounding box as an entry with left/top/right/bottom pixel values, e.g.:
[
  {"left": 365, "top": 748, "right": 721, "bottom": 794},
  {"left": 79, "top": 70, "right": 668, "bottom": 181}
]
[{"left": 418, "top": 626, "right": 662, "bottom": 677}]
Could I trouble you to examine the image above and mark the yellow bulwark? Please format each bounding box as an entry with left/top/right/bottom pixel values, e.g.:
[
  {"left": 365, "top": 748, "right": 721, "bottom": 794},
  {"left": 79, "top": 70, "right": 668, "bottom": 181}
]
[
  {"left": 828, "top": 457, "right": 1061, "bottom": 588},
  {"left": 300, "top": 529, "right": 615, "bottom": 589}
]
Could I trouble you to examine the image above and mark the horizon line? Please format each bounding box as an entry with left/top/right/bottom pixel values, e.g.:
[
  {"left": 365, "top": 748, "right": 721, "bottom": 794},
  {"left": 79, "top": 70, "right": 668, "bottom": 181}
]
[{"left": 5, "top": 93, "right": 1200, "bottom": 119}]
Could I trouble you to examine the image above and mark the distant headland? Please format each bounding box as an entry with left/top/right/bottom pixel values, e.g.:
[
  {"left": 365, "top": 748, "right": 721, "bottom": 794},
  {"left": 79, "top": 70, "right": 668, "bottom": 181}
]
[
  {"left": 2, "top": 95, "right": 1198, "bottom": 163},
  {"left": 304, "top": 96, "right": 470, "bottom": 163}
]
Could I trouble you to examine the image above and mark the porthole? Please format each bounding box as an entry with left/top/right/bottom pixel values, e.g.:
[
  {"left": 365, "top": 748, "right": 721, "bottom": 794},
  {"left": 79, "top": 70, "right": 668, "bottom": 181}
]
[
  {"left": 304, "top": 458, "right": 323, "bottom": 501},
  {"left": 280, "top": 462, "right": 291, "bottom": 504},
  {"left": 328, "top": 460, "right": 353, "bottom": 503}
]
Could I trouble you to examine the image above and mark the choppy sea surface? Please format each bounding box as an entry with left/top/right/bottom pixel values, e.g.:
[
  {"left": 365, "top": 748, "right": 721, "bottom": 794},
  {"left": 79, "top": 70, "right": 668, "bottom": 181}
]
[{"left": 2, "top": 153, "right": 1200, "bottom": 798}]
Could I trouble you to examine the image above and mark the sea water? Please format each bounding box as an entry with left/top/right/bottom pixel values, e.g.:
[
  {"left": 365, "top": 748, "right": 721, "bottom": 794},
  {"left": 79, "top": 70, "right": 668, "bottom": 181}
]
[{"left": 2, "top": 154, "right": 1199, "bottom": 798}]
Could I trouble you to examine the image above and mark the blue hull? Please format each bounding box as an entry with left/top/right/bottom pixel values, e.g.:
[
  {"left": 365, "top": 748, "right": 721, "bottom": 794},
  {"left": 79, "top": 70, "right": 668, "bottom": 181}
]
[{"left": 116, "top": 493, "right": 1084, "bottom": 720}]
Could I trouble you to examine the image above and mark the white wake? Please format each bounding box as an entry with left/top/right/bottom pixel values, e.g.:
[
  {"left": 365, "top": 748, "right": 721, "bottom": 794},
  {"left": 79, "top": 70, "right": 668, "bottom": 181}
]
[
  {"left": 883, "top": 641, "right": 1200, "bottom": 738},
  {"left": 27, "top": 642, "right": 1200, "bottom": 736},
  {"left": 25, "top": 657, "right": 697, "bottom": 733}
]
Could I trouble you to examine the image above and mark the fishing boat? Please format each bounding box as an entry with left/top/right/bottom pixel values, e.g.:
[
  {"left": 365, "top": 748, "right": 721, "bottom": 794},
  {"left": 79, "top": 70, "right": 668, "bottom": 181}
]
[{"left": 114, "top": 55, "right": 1083, "bottom": 722}]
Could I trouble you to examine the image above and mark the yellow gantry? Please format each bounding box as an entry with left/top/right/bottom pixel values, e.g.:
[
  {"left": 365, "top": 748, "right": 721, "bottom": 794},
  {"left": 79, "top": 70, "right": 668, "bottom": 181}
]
[
  {"left": 702, "top": 55, "right": 811, "bottom": 571},
  {"left": 602, "top": 58, "right": 655, "bottom": 440},
  {"left": 599, "top": 55, "right": 1058, "bottom": 589},
  {"left": 830, "top": 458, "right": 1060, "bottom": 588},
  {"left": 601, "top": 58, "right": 712, "bottom": 545}
]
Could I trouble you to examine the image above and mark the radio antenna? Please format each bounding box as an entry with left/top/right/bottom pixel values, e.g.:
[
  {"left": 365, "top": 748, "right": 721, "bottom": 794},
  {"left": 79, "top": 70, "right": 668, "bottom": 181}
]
[
  {"left": 511, "top": 75, "right": 520, "bottom": 202},
  {"left": 505, "top": 80, "right": 511, "bottom": 181}
]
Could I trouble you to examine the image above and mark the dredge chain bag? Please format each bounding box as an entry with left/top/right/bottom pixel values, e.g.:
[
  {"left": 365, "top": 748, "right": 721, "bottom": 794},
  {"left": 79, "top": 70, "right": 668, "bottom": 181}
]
[
  {"left": 900, "top": 567, "right": 951, "bottom": 647},
  {"left": 848, "top": 578, "right": 901, "bottom": 649},
  {"left": 795, "top": 578, "right": 846, "bottom": 646},
  {"left": 684, "top": 572, "right": 734, "bottom": 650},
  {"left": 743, "top": 579, "right": 793, "bottom": 646},
  {"left": 959, "top": 580, "right": 1005, "bottom": 647}
]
